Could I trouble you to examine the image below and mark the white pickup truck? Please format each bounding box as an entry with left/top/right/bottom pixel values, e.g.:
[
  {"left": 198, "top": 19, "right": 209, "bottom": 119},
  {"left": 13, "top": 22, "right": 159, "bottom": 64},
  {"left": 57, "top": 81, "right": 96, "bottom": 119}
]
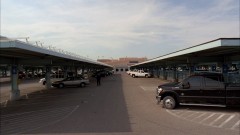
[
  {"left": 131, "top": 70, "right": 151, "bottom": 78},
  {"left": 127, "top": 69, "right": 138, "bottom": 76}
]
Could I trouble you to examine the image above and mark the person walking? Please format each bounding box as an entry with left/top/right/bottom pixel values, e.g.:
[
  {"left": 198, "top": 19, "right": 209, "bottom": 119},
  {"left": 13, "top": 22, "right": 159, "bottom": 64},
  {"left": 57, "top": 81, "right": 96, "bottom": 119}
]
[{"left": 96, "top": 73, "right": 101, "bottom": 86}]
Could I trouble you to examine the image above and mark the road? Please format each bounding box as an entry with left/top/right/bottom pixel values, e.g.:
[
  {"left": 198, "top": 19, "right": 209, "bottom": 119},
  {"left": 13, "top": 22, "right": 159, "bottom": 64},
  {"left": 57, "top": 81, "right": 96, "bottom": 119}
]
[{"left": 0, "top": 74, "right": 239, "bottom": 135}]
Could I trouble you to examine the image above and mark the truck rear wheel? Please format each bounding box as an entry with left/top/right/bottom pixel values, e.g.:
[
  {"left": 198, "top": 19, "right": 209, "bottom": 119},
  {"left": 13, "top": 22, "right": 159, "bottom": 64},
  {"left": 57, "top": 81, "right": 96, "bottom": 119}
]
[{"left": 162, "top": 96, "right": 176, "bottom": 109}]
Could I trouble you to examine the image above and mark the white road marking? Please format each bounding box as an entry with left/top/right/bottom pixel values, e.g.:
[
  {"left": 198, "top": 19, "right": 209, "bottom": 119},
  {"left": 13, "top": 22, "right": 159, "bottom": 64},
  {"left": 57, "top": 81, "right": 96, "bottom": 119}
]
[
  {"left": 167, "top": 109, "right": 239, "bottom": 131},
  {"left": 218, "top": 115, "right": 235, "bottom": 128},
  {"left": 140, "top": 86, "right": 156, "bottom": 91},
  {"left": 209, "top": 114, "right": 225, "bottom": 126},
  {"left": 179, "top": 111, "right": 193, "bottom": 117},
  {"left": 0, "top": 106, "right": 70, "bottom": 118},
  {"left": 191, "top": 112, "right": 207, "bottom": 121},
  {"left": 174, "top": 111, "right": 185, "bottom": 115},
  {"left": 199, "top": 113, "right": 216, "bottom": 123},
  {"left": 185, "top": 112, "right": 200, "bottom": 119},
  {"left": 17, "top": 105, "right": 79, "bottom": 134},
  {"left": 1, "top": 105, "right": 79, "bottom": 134},
  {"left": 140, "top": 86, "right": 147, "bottom": 91},
  {"left": 1, "top": 108, "right": 71, "bottom": 123},
  {"left": 4, "top": 98, "right": 87, "bottom": 107},
  {"left": 230, "top": 120, "right": 240, "bottom": 130}
]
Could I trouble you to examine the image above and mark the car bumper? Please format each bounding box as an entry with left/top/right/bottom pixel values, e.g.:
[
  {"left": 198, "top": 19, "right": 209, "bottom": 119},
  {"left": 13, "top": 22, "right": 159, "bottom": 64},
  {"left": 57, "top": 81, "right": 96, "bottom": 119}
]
[
  {"left": 156, "top": 95, "right": 161, "bottom": 104},
  {"left": 52, "top": 84, "right": 59, "bottom": 87}
]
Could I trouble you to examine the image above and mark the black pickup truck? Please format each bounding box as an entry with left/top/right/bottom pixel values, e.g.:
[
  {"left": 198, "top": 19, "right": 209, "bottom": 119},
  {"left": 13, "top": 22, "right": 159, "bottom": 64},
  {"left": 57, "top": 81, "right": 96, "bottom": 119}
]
[{"left": 156, "top": 72, "right": 240, "bottom": 109}]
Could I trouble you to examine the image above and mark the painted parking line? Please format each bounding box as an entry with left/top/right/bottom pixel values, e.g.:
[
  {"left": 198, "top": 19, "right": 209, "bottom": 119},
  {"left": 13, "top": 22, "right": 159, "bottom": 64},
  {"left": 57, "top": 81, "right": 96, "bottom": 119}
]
[
  {"left": 1, "top": 105, "right": 79, "bottom": 134},
  {"left": 185, "top": 112, "right": 201, "bottom": 119},
  {"left": 209, "top": 114, "right": 225, "bottom": 126},
  {"left": 218, "top": 115, "right": 235, "bottom": 128},
  {"left": 140, "top": 86, "right": 156, "bottom": 91},
  {"left": 191, "top": 112, "right": 207, "bottom": 121},
  {"left": 166, "top": 109, "right": 239, "bottom": 131},
  {"left": 199, "top": 113, "right": 216, "bottom": 123},
  {"left": 231, "top": 120, "right": 240, "bottom": 130}
]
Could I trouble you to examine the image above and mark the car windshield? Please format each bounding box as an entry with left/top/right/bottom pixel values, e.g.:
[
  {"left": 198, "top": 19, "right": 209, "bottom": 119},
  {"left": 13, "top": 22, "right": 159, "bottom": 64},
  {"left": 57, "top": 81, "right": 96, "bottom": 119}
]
[{"left": 76, "top": 77, "right": 83, "bottom": 80}]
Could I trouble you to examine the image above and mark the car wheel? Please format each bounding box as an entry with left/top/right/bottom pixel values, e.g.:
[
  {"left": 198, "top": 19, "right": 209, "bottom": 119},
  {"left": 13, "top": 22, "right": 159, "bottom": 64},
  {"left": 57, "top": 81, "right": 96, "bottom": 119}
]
[
  {"left": 59, "top": 83, "right": 64, "bottom": 88},
  {"left": 162, "top": 96, "right": 176, "bottom": 109},
  {"left": 145, "top": 74, "right": 149, "bottom": 78},
  {"left": 80, "top": 83, "right": 86, "bottom": 87},
  {"left": 43, "top": 81, "right": 46, "bottom": 85},
  {"left": 132, "top": 74, "right": 135, "bottom": 78}
]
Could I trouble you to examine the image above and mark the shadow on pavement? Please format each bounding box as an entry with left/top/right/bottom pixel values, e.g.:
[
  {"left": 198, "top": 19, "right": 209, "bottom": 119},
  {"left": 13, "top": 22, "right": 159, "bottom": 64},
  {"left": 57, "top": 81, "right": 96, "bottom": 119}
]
[{"left": 0, "top": 74, "right": 132, "bottom": 134}]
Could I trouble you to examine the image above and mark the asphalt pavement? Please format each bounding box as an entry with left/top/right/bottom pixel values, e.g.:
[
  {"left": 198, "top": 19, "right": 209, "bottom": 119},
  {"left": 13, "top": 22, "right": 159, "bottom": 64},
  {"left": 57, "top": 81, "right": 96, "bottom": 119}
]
[{"left": 0, "top": 74, "right": 239, "bottom": 135}]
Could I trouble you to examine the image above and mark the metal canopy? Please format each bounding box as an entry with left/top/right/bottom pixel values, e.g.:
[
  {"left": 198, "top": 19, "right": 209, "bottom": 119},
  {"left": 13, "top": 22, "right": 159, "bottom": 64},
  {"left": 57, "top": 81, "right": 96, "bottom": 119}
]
[
  {"left": 0, "top": 37, "right": 112, "bottom": 68},
  {"left": 131, "top": 38, "right": 240, "bottom": 67}
]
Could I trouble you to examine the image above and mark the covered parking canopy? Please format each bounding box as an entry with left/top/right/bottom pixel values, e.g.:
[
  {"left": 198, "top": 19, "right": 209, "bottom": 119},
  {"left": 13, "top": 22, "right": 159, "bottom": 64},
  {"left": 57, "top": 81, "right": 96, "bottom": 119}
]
[
  {"left": 131, "top": 38, "right": 240, "bottom": 82},
  {"left": 0, "top": 37, "right": 111, "bottom": 68},
  {"left": 0, "top": 36, "right": 112, "bottom": 100}
]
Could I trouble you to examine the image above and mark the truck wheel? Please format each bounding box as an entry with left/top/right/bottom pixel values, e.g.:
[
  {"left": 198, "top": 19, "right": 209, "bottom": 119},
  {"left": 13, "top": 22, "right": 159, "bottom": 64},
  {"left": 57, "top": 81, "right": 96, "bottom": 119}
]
[
  {"left": 80, "top": 83, "right": 86, "bottom": 87},
  {"left": 132, "top": 74, "right": 135, "bottom": 78},
  {"left": 162, "top": 96, "right": 176, "bottom": 109},
  {"left": 145, "top": 74, "right": 149, "bottom": 78},
  {"left": 59, "top": 83, "right": 64, "bottom": 88}
]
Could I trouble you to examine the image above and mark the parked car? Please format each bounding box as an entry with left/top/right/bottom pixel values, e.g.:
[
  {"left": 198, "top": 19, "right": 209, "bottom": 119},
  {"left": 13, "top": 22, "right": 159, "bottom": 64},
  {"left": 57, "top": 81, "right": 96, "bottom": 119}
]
[
  {"left": 131, "top": 70, "right": 151, "bottom": 78},
  {"left": 18, "top": 71, "right": 26, "bottom": 79},
  {"left": 156, "top": 72, "right": 240, "bottom": 109},
  {"left": 39, "top": 74, "right": 65, "bottom": 85},
  {"left": 52, "top": 76, "right": 90, "bottom": 88},
  {"left": 39, "top": 78, "right": 46, "bottom": 85},
  {"left": 128, "top": 69, "right": 139, "bottom": 76},
  {"left": 92, "top": 70, "right": 112, "bottom": 77}
]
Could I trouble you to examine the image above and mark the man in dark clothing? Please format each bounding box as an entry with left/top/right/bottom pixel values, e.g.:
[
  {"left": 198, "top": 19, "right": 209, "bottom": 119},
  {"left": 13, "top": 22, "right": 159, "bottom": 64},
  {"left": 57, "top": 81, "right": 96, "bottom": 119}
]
[{"left": 96, "top": 73, "right": 101, "bottom": 86}]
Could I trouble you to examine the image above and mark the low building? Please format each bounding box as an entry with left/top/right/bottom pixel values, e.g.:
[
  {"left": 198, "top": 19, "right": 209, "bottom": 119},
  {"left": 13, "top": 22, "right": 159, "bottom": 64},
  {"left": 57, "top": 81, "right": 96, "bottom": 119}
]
[{"left": 97, "top": 57, "right": 147, "bottom": 73}]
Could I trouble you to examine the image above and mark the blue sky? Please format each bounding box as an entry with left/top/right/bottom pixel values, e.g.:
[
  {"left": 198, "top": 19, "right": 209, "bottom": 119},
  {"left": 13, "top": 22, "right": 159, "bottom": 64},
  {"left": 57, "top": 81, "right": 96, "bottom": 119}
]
[{"left": 1, "top": 0, "right": 239, "bottom": 60}]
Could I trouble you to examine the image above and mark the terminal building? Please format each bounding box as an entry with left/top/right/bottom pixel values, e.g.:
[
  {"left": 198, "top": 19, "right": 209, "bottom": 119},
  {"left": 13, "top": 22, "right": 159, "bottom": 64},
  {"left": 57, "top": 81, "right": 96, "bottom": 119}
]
[{"left": 97, "top": 57, "right": 147, "bottom": 73}]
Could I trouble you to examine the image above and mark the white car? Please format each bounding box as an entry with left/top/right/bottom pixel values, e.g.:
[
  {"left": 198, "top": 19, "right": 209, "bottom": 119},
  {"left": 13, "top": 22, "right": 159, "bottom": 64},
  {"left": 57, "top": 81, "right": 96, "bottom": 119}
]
[
  {"left": 128, "top": 69, "right": 138, "bottom": 76},
  {"left": 131, "top": 70, "right": 151, "bottom": 78},
  {"left": 51, "top": 77, "right": 90, "bottom": 88},
  {"left": 39, "top": 77, "right": 64, "bottom": 85}
]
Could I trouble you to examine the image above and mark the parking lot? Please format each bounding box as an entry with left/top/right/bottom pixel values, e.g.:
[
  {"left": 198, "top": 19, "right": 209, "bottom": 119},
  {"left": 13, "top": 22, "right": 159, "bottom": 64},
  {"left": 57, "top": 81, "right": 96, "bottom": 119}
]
[
  {"left": 0, "top": 73, "right": 239, "bottom": 135},
  {"left": 166, "top": 107, "right": 239, "bottom": 131}
]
